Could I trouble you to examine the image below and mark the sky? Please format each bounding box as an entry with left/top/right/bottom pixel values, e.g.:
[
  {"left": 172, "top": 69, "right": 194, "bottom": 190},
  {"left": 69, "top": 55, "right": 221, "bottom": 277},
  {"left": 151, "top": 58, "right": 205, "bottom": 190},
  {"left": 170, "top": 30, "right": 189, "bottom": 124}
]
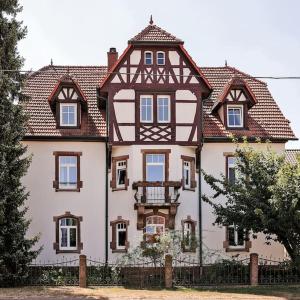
[{"left": 18, "top": 0, "right": 300, "bottom": 149}]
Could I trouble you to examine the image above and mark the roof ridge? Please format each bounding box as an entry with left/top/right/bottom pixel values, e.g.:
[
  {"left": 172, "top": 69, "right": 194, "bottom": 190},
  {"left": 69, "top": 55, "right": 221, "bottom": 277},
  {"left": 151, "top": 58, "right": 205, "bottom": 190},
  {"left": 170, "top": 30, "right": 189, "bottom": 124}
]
[{"left": 129, "top": 23, "right": 183, "bottom": 44}]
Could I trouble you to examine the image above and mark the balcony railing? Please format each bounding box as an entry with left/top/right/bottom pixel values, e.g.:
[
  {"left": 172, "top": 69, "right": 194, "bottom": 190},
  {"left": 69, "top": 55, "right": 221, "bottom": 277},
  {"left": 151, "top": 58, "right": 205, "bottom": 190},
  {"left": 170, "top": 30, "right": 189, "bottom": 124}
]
[{"left": 132, "top": 181, "right": 181, "bottom": 204}]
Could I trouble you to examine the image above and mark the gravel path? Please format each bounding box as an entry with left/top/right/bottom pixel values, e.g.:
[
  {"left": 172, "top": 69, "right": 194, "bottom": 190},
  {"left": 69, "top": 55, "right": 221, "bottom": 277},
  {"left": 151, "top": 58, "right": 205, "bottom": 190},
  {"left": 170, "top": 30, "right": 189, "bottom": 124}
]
[{"left": 0, "top": 286, "right": 289, "bottom": 300}]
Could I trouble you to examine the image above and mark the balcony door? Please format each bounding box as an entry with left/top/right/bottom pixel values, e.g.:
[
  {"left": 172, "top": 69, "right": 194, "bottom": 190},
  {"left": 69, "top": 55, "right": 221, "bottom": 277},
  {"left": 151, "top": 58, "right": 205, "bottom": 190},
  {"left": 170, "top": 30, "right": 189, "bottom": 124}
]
[{"left": 146, "top": 154, "right": 165, "bottom": 203}]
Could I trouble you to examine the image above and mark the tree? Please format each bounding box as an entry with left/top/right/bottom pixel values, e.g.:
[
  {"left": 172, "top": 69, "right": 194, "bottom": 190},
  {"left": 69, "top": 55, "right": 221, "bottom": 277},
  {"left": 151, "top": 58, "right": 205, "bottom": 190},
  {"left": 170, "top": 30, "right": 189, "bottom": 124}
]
[
  {"left": 0, "top": 0, "right": 40, "bottom": 285},
  {"left": 202, "top": 141, "right": 300, "bottom": 264}
]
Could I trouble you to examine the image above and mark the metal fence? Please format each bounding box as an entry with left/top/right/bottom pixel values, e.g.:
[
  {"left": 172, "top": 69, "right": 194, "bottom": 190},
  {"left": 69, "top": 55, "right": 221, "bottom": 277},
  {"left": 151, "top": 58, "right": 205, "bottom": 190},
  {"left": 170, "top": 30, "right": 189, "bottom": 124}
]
[
  {"left": 87, "top": 258, "right": 164, "bottom": 288},
  {"left": 0, "top": 258, "right": 79, "bottom": 287},
  {"left": 258, "top": 257, "right": 300, "bottom": 285},
  {"left": 173, "top": 256, "right": 250, "bottom": 286}
]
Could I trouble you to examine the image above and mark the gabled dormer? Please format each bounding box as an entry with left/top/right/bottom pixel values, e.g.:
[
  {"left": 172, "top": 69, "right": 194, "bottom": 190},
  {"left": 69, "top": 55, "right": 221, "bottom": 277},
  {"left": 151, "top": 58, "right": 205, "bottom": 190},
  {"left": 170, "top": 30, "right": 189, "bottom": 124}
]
[
  {"left": 212, "top": 76, "right": 257, "bottom": 130},
  {"left": 48, "top": 75, "right": 87, "bottom": 129}
]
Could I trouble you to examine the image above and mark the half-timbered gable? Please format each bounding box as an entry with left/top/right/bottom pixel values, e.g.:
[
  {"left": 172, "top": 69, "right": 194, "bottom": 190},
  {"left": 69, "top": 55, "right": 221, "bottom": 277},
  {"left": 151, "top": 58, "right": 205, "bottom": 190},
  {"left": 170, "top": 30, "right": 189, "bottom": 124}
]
[{"left": 100, "top": 21, "right": 211, "bottom": 145}]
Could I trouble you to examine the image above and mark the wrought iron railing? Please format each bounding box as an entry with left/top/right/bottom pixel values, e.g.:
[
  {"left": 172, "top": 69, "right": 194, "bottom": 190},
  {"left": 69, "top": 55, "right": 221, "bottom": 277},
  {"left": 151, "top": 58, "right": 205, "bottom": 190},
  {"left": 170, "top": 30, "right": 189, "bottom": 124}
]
[
  {"left": 172, "top": 256, "right": 250, "bottom": 286},
  {"left": 258, "top": 257, "right": 300, "bottom": 285},
  {"left": 132, "top": 181, "right": 181, "bottom": 204},
  {"left": 86, "top": 258, "right": 164, "bottom": 288}
]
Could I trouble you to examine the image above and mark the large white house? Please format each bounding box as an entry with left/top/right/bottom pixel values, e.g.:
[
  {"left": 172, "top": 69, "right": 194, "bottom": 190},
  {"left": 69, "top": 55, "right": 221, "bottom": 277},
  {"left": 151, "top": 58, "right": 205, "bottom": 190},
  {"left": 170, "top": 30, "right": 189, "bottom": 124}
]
[{"left": 22, "top": 20, "right": 297, "bottom": 263}]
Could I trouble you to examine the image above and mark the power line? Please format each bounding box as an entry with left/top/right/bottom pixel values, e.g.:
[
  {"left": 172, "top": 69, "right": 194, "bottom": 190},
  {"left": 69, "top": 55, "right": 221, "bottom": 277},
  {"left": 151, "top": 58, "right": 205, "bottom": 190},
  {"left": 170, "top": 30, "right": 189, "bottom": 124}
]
[{"left": 1, "top": 68, "right": 300, "bottom": 80}]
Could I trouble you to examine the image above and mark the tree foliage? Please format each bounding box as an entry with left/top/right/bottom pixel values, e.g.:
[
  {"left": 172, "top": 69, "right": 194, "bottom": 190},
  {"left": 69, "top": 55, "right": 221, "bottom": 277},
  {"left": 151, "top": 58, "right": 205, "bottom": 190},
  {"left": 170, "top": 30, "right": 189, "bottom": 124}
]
[
  {"left": 0, "top": 0, "right": 40, "bottom": 285},
  {"left": 202, "top": 141, "right": 300, "bottom": 264}
]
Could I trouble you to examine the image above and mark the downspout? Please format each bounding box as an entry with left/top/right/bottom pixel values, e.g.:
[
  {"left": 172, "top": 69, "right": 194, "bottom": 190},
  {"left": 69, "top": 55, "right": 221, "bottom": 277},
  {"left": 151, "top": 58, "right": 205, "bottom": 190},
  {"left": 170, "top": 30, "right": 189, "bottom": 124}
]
[
  {"left": 198, "top": 98, "right": 203, "bottom": 266},
  {"left": 101, "top": 95, "right": 109, "bottom": 264},
  {"left": 198, "top": 95, "right": 207, "bottom": 266}
]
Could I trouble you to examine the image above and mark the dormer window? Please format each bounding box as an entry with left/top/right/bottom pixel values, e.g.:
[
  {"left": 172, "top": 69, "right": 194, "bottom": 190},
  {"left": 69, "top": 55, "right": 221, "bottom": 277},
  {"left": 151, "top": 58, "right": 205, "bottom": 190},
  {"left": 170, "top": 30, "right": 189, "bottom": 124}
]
[
  {"left": 145, "top": 51, "right": 153, "bottom": 65},
  {"left": 227, "top": 105, "right": 243, "bottom": 128},
  {"left": 212, "top": 77, "right": 257, "bottom": 130},
  {"left": 60, "top": 103, "right": 77, "bottom": 126},
  {"left": 157, "top": 52, "right": 165, "bottom": 65},
  {"left": 48, "top": 76, "right": 87, "bottom": 129}
]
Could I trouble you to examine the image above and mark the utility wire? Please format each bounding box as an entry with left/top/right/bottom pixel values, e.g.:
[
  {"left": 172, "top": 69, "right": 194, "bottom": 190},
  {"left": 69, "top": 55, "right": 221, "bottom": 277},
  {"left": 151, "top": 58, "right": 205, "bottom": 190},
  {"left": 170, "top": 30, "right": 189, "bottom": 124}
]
[{"left": 1, "top": 68, "right": 300, "bottom": 80}]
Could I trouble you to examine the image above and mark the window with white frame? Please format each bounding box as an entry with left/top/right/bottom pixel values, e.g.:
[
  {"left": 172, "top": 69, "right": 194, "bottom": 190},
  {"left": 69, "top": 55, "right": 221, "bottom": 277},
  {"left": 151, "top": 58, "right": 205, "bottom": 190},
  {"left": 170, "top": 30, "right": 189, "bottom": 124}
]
[
  {"left": 145, "top": 51, "right": 153, "bottom": 65},
  {"left": 60, "top": 103, "right": 77, "bottom": 126},
  {"left": 59, "top": 156, "right": 78, "bottom": 189},
  {"left": 183, "top": 161, "right": 191, "bottom": 189},
  {"left": 140, "top": 96, "right": 153, "bottom": 123},
  {"left": 227, "top": 156, "right": 236, "bottom": 184},
  {"left": 116, "top": 160, "right": 127, "bottom": 188},
  {"left": 116, "top": 222, "right": 127, "bottom": 250},
  {"left": 157, "top": 96, "right": 170, "bottom": 123},
  {"left": 145, "top": 215, "right": 165, "bottom": 242},
  {"left": 59, "top": 218, "right": 77, "bottom": 250},
  {"left": 157, "top": 52, "right": 165, "bottom": 65},
  {"left": 227, "top": 224, "right": 245, "bottom": 248},
  {"left": 227, "top": 106, "right": 243, "bottom": 127}
]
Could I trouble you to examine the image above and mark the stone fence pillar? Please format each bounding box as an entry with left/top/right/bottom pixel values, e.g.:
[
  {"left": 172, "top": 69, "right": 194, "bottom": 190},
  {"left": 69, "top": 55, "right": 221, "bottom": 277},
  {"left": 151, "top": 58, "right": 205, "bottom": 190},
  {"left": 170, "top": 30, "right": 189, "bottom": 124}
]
[
  {"left": 250, "top": 253, "right": 259, "bottom": 286},
  {"left": 79, "top": 254, "right": 87, "bottom": 288},
  {"left": 164, "top": 254, "right": 173, "bottom": 288}
]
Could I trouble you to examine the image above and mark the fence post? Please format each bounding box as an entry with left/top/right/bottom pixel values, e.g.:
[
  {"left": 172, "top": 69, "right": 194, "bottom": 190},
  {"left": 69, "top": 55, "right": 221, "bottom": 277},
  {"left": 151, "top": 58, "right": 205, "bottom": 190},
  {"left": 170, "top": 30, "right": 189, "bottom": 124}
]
[
  {"left": 165, "top": 254, "right": 173, "bottom": 288},
  {"left": 79, "top": 254, "right": 87, "bottom": 288},
  {"left": 250, "top": 253, "right": 258, "bottom": 286}
]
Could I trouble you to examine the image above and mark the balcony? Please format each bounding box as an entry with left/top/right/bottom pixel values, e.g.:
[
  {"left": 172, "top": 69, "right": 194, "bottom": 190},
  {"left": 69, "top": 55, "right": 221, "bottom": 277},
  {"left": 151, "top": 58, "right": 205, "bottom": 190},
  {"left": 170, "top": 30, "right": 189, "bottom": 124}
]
[
  {"left": 132, "top": 181, "right": 181, "bottom": 205},
  {"left": 132, "top": 181, "right": 181, "bottom": 230}
]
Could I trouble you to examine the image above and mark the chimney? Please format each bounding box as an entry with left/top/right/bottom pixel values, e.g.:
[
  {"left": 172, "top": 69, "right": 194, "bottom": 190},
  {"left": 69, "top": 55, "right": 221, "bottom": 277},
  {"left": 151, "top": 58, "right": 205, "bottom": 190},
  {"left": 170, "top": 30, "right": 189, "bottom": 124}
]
[{"left": 107, "top": 47, "right": 118, "bottom": 71}]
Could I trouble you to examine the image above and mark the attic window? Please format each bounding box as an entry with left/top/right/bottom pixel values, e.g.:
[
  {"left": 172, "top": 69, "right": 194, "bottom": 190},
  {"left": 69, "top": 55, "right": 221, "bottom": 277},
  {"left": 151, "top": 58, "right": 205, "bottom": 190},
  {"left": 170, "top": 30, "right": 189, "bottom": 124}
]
[
  {"left": 227, "top": 105, "right": 243, "bottom": 128},
  {"left": 145, "top": 51, "right": 153, "bottom": 65},
  {"left": 60, "top": 103, "right": 77, "bottom": 126}
]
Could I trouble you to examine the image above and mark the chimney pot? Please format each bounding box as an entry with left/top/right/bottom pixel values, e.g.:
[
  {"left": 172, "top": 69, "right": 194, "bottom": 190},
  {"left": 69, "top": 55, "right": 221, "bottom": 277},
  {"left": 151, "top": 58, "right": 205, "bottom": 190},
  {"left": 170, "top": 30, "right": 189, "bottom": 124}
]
[{"left": 107, "top": 47, "right": 118, "bottom": 71}]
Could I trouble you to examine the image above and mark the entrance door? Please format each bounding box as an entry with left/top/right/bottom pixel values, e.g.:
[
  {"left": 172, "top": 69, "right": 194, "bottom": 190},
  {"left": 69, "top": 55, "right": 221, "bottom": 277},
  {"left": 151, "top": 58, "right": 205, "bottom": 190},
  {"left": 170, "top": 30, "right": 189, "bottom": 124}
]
[{"left": 146, "top": 154, "right": 165, "bottom": 203}]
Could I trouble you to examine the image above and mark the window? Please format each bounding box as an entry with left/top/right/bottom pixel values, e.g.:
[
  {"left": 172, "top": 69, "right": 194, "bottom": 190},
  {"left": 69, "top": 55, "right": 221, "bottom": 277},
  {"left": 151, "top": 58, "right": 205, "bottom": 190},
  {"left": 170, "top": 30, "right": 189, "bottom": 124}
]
[
  {"left": 60, "top": 103, "right": 77, "bottom": 127},
  {"left": 146, "top": 154, "right": 165, "bottom": 182},
  {"left": 145, "top": 51, "right": 153, "bottom": 65},
  {"left": 227, "top": 156, "right": 236, "bottom": 184},
  {"left": 59, "top": 156, "right": 77, "bottom": 189},
  {"left": 110, "top": 217, "right": 129, "bottom": 252},
  {"left": 183, "top": 161, "right": 191, "bottom": 188},
  {"left": 145, "top": 215, "right": 165, "bottom": 243},
  {"left": 111, "top": 155, "right": 129, "bottom": 191},
  {"left": 53, "top": 152, "right": 82, "bottom": 191},
  {"left": 181, "top": 155, "right": 196, "bottom": 190},
  {"left": 140, "top": 96, "right": 153, "bottom": 123},
  {"left": 157, "top": 96, "right": 170, "bottom": 123},
  {"left": 116, "top": 160, "right": 127, "bottom": 188},
  {"left": 227, "top": 106, "right": 243, "bottom": 127},
  {"left": 59, "top": 218, "right": 77, "bottom": 251},
  {"left": 182, "top": 217, "right": 196, "bottom": 252},
  {"left": 53, "top": 212, "right": 83, "bottom": 253},
  {"left": 116, "top": 223, "right": 127, "bottom": 250},
  {"left": 227, "top": 225, "right": 245, "bottom": 248},
  {"left": 157, "top": 52, "right": 165, "bottom": 65}
]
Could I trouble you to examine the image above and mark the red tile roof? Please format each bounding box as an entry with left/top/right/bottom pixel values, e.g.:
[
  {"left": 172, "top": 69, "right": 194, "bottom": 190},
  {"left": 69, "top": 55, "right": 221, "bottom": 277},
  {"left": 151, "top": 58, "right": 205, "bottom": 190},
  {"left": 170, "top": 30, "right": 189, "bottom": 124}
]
[
  {"left": 22, "top": 65, "right": 107, "bottom": 137},
  {"left": 128, "top": 24, "right": 183, "bottom": 44},
  {"left": 201, "top": 66, "right": 297, "bottom": 141},
  {"left": 22, "top": 64, "right": 296, "bottom": 141},
  {"left": 285, "top": 149, "right": 300, "bottom": 164}
]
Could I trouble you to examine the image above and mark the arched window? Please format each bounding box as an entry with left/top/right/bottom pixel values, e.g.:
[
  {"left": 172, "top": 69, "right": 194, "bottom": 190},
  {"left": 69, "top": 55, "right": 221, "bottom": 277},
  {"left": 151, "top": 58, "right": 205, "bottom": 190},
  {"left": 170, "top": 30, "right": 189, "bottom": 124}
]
[
  {"left": 53, "top": 212, "right": 83, "bottom": 253},
  {"left": 157, "top": 51, "right": 165, "bottom": 65},
  {"left": 144, "top": 51, "right": 153, "bottom": 65},
  {"left": 145, "top": 215, "right": 165, "bottom": 242}
]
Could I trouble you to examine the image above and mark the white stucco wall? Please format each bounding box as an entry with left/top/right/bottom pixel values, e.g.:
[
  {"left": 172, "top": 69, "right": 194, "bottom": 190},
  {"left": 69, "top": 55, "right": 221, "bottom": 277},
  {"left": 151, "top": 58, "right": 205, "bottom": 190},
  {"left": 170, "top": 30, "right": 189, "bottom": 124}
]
[
  {"left": 201, "top": 142, "right": 286, "bottom": 260},
  {"left": 22, "top": 141, "right": 106, "bottom": 262}
]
